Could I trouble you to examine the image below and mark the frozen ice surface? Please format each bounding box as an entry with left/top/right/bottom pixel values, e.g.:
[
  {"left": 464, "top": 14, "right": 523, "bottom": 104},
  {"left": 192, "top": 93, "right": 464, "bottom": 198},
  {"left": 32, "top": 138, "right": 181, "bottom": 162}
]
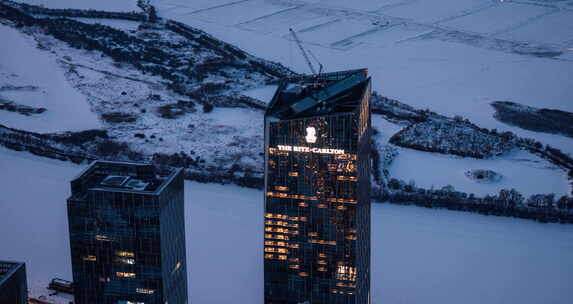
[
  {"left": 0, "top": 24, "right": 101, "bottom": 133},
  {"left": 1, "top": 147, "right": 572, "bottom": 304}
]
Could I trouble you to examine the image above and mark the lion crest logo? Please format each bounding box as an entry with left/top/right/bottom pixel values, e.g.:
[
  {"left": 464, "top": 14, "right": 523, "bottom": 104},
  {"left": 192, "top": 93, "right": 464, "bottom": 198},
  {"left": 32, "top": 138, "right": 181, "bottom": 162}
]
[{"left": 305, "top": 126, "right": 317, "bottom": 143}]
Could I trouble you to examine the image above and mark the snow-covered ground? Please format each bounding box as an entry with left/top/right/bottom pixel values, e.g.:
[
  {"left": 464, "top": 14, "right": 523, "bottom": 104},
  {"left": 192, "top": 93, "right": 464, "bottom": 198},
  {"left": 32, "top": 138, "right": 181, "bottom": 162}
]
[
  {"left": 152, "top": 0, "right": 573, "bottom": 153},
  {"left": 1, "top": 147, "right": 573, "bottom": 304},
  {"left": 372, "top": 115, "right": 570, "bottom": 196},
  {"left": 15, "top": 0, "right": 139, "bottom": 11},
  {"left": 241, "top": 85, "right": 278, "bottom": 103},
  {"left": 0, "top": 24, "right": 101, "bottom": 132},
  {"left": 390, "top": 148, "right": 569, "bottom": 196}
]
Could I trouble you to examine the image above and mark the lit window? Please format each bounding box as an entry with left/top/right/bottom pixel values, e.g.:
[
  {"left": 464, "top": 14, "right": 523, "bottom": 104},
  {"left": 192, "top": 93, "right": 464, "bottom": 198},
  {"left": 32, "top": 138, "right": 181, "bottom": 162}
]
[
  {"left": 116, "top": 251, "right": 135, "bottom": 257},
  {"left": 277, "top": 255, "right": 287, "bottom": 260},
  {"left": 319, "top": 253, "right": 327, "bottom": 258},
  {"left": 172, "top": 262, "right": 181, "bottom": 274},
  {"left": 317, "top": 204, "right": 327, "bottom": 208},
  {"left": 288, "top": 172, "right": 299, "bottom": 177},
  {"left": 298, "top": 202, "right": 308, "bottom": 208},
  {"left": 298, "top": 272, "right": 309, "bottom": 277},
  {"left": 136, "top": 288, "right": 155, "bottom": 295},
  {"left": 336, "top": 265, "right": 357, "bottom": 281},
  {"left": 318, "top": 267, "right": 327, "bottom": 272},
  {"left": 95, "top": 235, "right": 113, "bottom": 242},
  {"left": 115, "top": 257, "right": 135, "bottom": 265},
  {"left": 264, "top": 254, "right": 274, "bottom": 259},
  {"left": 289, "top": 264, "right": 300, "bottom": 269},
  {"left": 318, "top": 260, "right": 327, "bottom": 265},
  {"left": 308, "top": 232, "right": 318, "bottom": 237},
  {"left": 116, "top": 272, "right": 136, "bottom": 278},
  {"left": 337, "top": 205, "right": 347, "bottom": 211},
  {"left": 82, "top": 255, "right": 97, "bottom": 262},
  {"left": 275, "top": 186, "right": 288, "bottom": 191},
  {"left": 289, "top": 243, "right": 299, "bottom": 249}
]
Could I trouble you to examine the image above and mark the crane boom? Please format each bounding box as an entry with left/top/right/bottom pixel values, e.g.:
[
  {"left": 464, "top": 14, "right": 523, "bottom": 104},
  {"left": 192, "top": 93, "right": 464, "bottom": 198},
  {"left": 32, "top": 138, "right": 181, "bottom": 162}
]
[{"left": 289, "top": 28, "right": 317, "bottom": 75}]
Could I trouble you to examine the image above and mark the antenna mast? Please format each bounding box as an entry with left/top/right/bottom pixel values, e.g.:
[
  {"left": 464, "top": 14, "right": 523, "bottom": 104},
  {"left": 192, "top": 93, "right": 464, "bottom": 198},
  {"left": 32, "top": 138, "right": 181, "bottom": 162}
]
[{"left": 289, "top": 28, "right": 317, "bottom": 75}]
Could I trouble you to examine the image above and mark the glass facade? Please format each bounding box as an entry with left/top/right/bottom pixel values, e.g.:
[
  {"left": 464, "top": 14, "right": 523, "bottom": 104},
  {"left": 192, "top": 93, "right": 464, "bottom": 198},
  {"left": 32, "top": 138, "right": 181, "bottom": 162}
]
[
  {"left": 0, "top": 261, "right": 28, "bottom": 304},
  {"left": 264, "top": 70, "right": 371, "bottom": 304},
  {"left": 67, "top": 161, "right": 188, "bottom": 304}
]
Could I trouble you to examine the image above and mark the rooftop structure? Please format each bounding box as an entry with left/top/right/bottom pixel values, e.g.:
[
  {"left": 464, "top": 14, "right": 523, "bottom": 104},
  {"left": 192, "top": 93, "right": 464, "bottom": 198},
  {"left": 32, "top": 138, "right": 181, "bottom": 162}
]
[
  {"left": 67, "top": 161, "right": 188, "bottom": 304},
  {"left": 0, "top": 261, "right": 28, "bottom": 304}
]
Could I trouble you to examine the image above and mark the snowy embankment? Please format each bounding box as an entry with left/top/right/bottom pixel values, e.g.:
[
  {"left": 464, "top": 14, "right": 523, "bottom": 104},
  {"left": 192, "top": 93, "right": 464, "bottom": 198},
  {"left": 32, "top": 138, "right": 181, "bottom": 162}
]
[
  {"left": 13, "top": 0, "right": 139, "bottom": 11},
  {"left": 1, "top": 147, "right": 572, "bottom": 304},
  {"left": 0, "top": 24, "right": 100, "bottom": 133}
]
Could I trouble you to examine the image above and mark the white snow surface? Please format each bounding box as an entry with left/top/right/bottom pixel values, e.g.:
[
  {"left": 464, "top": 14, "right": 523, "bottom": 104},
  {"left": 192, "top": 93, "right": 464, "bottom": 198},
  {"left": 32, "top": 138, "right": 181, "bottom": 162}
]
[
  {"left": 390, "top": 148, "right": 570, "bottom": 197},
  {"left": 154, "top": 0, "right": 573, "bottom": 154},
  {"left": 371, "top": 115, "right": 570, "bottom": 196},
  {"left": 15, "top": 0, "right": 139, "bottom": 11},
  {"left": 1, "top": 147, "right": 572, "bottom": 304},
  {"left": 241, "top": 85, "right": 278, "bottom": 103},
  {"left": 0, "top": 24, "right": 101, "bottom": 133}
]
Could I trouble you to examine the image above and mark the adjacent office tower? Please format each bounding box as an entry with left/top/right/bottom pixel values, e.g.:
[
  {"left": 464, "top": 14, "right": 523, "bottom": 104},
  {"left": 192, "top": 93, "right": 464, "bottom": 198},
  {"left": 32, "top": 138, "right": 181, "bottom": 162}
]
[
  {"left": 263, "top": 69, "right": 371, "bottom": 304},
  {"left": 67, "top": 161, "right": 188, "bottom": 304},
  {"left": 0, "top": 261, "right": 28, "bottom": 304}
]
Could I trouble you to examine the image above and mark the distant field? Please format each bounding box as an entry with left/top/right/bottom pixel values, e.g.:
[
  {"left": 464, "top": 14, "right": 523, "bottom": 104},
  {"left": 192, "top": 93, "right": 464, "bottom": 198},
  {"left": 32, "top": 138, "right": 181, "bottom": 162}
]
[{"left": 153, "top": 0, "right": 573, "bottom": 156}]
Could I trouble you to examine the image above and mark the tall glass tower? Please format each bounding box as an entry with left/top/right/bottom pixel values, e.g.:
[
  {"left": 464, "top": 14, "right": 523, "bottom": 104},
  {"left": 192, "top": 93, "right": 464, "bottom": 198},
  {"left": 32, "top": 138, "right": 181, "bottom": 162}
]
[
  {"left": 0, "top": 261, "right": 27, "bottom": 304},
  {"left": 67, "top": 161, "right": 188, "bottom": 304},
  {"left": 263, "top": 69, "right": 371, "bottom": 304}
]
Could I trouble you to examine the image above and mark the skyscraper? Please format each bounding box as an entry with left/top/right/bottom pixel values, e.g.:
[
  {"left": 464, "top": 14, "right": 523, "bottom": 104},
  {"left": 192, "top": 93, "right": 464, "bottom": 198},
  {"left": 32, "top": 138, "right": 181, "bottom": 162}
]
[
  {"left": 0, "top": 261, "right": 28, "bottom": 304},
  {"left": 263, "top": 69, "right": 371, "bottom": 304},
  {"left": 67, "top": 161, "right": 188, "bottom": 304}
]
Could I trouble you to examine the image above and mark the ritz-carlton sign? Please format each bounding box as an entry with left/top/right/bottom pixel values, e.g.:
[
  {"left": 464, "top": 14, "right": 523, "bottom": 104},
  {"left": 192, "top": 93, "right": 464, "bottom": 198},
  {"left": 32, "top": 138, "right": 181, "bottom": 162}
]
[{"left": 277, "top": 145, "right": 345, "bottom": 155}]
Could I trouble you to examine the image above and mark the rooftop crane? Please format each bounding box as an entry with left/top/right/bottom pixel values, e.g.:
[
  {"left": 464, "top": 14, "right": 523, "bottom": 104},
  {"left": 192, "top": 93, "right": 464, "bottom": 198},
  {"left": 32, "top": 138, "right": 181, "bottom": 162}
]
[{"left": 289, "top": 28, "right": 321, "bottom": 76}]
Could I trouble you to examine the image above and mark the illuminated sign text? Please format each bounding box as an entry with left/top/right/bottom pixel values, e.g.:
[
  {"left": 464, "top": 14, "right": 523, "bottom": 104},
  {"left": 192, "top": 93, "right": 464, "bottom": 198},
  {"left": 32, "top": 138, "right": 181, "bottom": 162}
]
[{"left": 277, "top": 145, "right": 344, "bottom": 155}]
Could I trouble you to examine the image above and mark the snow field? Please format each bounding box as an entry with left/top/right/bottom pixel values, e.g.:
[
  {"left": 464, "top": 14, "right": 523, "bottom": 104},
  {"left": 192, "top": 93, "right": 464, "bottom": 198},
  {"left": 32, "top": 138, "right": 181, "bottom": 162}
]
[
  {"left": 15, "top": 0, "right": 139, "bottom": 11},
  {"left": 154, "top": 0, "right": 573, "bottom": 140},
  {"left": 389, "top": 147, "right": 570, "bottom": 197},
  {"left": 0, "top": 24, "right": 101, "bottom": 133},
  {"left": 441, "top": 2, "right": 555, "bottom": 35},
  {"left": 379, "top": 0, "right": 488, "bottom": 24},
  {"left": 371, "top": 115, "right": 570, "bottom": 197},
  {"left": 1, "top": 147, "right": 573, "bottom": 304}
]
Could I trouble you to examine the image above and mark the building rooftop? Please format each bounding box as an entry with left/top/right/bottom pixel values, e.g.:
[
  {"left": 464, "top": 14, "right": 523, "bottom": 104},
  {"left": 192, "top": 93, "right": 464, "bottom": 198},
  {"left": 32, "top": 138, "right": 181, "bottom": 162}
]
[
  {"left": 0, "top": 261, "right": 25, "bottom": 286},
  {"left": 266, "top": 69, "right": 370, "bottom": 120},
  {"left": 69, "top": 160, "right": 181, "bottom": 197}
]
